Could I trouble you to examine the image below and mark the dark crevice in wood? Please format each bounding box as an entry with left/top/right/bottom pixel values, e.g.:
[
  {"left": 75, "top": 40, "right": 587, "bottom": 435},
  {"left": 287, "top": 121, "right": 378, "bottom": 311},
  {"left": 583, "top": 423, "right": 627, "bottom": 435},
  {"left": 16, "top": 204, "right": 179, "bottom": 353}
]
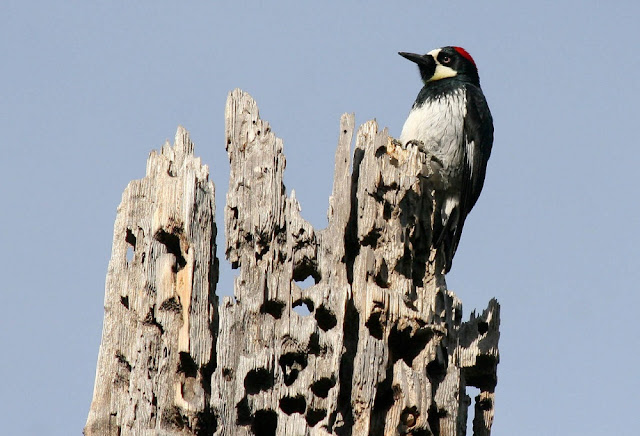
[
  {"left": 311, "top": 376, "right": 336, "bottom": 398},
  {"left": 279, "top": 352, "right": 308, "bottom": 386},
  {"left": 426, "top": 356, "right": 448, "bottom": 398},
  {"left": 161, "top": 406, "right": 186, "bottom": 430},
  {"left": 370, "top": 365, "right": 396, "bottom": 435},
  {"left": 125, "top": 228, "right": 137, "bottom": 248},
  {"left": 159, "top": 297, "right": 181, "bottom": 313},
  {"left": 315, "top": 305, "right": 337, "bottom": 331},
  {"left": 400, "top": 406, "right": 420, "bottom": 432},
  {"left": 292, "top": 257, "right": 321, "bottom": 284},
  {"left": 343, "top": 147, "right": 365, "bottom": 285},
  {"left": 388, "top": 322, "right": 434, "bottom": 366},
  {"left": 259, "top": 299, "right": 285, "bottom": 319},
  {"left": 306, "top": 408, "right": 327, "bottom": 427},
  {"left": 307, "top": 332, "right": 320, "bottom": 355},
  {"left": 178, "top": 352, "right": 197, "bottom": 378},
  {"left": 154, "top": 229, "right": 186, "bottom": 272},
  {"left": 236, "top": 397, "right": 251, "bottom": 425},
  {"left": 477, "top": 321, "right": 489, "bottom": 335},
  {"left": 244, "top": 368, "right": 274, "bottom": 395},
  {"left": 115, "top": 351, "right": 131, "bottom": 372},
  {"left": 251, "top": 409, "right": 277, "bottom": 436},
  {"left": 426, "top": 405, "right": 448, "bottom": 436},
  {"left": 194, "top": 410, "right": 217, "bottom": 436},
  {"left": 279, "top": 395, "right": 306, "bottom": 415},
  {"left": 142, "top": 308, "right": 164, "bottom": 334},
  {"left": 333, "top": 298, "right": 358, "bottom": 435},
  {"left": 365, "top": 309, "right": 385, "bottom": 340},
  {"left": 293, "top": 298, "right": 314, "bottom": 314},
  {"left": 464, "top": 355, "right": 498, "bottom": 392}
]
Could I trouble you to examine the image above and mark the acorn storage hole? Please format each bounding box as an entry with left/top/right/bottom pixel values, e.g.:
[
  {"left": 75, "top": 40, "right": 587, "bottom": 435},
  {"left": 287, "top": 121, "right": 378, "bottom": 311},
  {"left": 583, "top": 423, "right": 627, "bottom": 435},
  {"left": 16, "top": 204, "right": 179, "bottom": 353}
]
[{"left": 292, "top": 299, "right": 314, "bottom": 317}]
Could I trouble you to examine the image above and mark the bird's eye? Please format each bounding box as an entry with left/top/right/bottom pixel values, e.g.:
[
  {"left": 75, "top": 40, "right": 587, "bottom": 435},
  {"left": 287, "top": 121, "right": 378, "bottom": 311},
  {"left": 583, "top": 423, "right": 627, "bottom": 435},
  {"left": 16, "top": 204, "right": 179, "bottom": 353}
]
[{"left": 441, "top": 55, "right": 451, "bottom": 64}]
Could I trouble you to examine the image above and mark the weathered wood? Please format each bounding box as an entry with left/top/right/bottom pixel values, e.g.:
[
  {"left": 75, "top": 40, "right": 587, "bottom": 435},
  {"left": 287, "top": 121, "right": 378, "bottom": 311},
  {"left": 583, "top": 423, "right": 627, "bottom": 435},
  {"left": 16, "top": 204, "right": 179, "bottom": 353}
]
[
  {"left": 85, "top": 128, "right": 218, "bottom": 435},
  {"left": 86, "top": 89, "right": 500, "bottom": 436}
]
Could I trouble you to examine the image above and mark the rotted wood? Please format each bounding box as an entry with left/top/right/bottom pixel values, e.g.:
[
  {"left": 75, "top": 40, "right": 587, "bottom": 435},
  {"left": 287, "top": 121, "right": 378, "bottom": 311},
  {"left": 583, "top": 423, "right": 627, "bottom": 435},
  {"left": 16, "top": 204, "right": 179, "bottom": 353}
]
[
  {"left": 86, "top": 89, "right": 500, "bottom": 436},
  {"left": 85, "top": 128, "right": 218, "bottom": 435},
  {"left": 217, "top": 89, "right": 499, "bottom": 435}
]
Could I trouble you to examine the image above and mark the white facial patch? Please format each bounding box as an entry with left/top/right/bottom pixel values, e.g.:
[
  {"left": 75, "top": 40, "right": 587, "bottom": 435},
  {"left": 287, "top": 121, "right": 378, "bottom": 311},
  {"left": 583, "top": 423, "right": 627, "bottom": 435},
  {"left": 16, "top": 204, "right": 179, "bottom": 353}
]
[{"left": 427, "top": 48, "right": 457, "bottom": 82}]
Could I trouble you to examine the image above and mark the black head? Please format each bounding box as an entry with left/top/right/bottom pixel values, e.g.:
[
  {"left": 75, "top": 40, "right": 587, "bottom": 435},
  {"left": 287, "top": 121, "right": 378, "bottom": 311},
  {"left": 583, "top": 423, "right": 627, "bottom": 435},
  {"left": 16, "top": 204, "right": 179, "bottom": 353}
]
[{"left": 399, "top": 46, "right": 480, "bottom": 86}]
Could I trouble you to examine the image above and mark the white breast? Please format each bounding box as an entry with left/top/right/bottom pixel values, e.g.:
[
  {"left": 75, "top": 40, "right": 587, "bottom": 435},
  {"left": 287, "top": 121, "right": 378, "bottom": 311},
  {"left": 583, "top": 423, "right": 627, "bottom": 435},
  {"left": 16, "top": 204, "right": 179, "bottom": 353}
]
[{"left": 399, "top": 89, "right": 467, "bottom": 171}]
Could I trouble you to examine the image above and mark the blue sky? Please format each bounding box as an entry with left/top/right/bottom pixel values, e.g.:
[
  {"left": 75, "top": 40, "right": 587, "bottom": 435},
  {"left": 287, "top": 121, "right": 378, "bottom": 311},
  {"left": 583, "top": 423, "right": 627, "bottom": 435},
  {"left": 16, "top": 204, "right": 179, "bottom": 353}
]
[{"left": 2, "top": 1, "right": 639, "bottom": 434}]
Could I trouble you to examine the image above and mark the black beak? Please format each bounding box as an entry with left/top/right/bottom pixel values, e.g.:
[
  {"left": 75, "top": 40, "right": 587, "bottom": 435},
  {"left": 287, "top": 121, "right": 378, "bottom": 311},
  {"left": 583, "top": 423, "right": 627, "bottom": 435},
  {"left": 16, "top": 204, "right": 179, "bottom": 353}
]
[
  {"left": 399, "top": 52, "right": 436, "bottom": 83},
  {"left": 398, "top": 52, "right": 428, "bottom": 65}
]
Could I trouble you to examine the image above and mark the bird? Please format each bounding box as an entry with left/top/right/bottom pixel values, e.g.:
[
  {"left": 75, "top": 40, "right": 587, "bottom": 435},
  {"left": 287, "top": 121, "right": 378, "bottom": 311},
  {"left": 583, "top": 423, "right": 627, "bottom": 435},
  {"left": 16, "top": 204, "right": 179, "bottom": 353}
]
[{"left": 398, "top": 46, "right": 493, "bottom": 273}]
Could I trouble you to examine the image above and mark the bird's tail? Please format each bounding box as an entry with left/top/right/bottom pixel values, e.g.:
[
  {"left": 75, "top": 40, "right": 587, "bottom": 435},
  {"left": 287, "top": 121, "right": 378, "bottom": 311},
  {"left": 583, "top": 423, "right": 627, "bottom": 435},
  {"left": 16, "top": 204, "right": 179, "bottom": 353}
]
[{"left": 432, "top": 200, "right": 465, "bottom": 274}]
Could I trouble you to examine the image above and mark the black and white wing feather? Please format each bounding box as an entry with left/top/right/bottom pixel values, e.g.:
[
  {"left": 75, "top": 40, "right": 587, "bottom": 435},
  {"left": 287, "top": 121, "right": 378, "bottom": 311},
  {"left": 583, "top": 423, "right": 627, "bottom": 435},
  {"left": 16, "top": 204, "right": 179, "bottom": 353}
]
[{"left": 440, "top": 84, "right": 493, "bottom": 272}]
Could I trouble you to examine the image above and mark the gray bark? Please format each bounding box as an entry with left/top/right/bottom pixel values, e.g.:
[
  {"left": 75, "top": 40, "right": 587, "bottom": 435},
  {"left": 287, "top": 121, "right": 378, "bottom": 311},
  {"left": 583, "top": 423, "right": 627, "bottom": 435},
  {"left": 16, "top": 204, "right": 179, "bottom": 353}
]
[{"left": 86, "top": 89, "right": 500, "bottom": 436}]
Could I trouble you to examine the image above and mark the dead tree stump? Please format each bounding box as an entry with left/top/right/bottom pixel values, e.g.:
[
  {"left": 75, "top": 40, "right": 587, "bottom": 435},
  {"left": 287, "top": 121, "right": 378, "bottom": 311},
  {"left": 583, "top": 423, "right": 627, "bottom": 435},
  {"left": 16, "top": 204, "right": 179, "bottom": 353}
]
[{"left": 86, "top": 89, "right": 500, "bottom": 436}]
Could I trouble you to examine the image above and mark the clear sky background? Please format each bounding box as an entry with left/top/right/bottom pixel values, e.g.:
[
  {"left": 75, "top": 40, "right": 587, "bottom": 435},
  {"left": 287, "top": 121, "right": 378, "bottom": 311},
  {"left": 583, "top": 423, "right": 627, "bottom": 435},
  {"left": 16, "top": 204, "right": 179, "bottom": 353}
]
[{"left": 2, "top": 1, "right": 639, "bottom": 435}]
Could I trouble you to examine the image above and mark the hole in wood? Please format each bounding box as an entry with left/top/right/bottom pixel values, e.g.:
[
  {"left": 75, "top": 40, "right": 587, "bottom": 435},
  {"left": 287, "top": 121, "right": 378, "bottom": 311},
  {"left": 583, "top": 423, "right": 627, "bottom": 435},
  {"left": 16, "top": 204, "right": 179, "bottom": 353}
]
[
  {"left": 161, "top": 406, "right": 186, "bottom": 430},
  {"left": 279, "top": 395, "right": 306, "bottom": 415},
  {"left": 388, "top": 323, "right": 434, "bottom": 366},
  {"left": 466, "top": 386, "right": 481, "bottom": 434},
  {"left": 365, "top": 310, "right": 385, "bottom": 340},
  {"left": 315, "top": 305, "right": 337, "bottom": 331},
  {"left": 251, "top": 409, "right": 277, "bottom": 436},
  {"left": 197, "top": 410, "right": 218, "bottom": 434},
  {"left": 222, "top": 368, "right": 234, "bottom": 381},
  {"left": 294, "top": 274, "right": 316, "bottom": 290},
  {"left": 260, "top": 300, "right": 285, "bottom": 319},
  {"left": 292, "top": 260, "right": 321, "bottom": 285},
  {"left": 115, "top": 351, "right": 131, "bottom": 372},
  {"left": 292, "top": 299, "right": 314, "bottom": 317},
  {"left": 307, "top": 332, "right": 320, "bottom": 355},
  {"left": 374, "top": 259, "right": 389, "bottom": 288},
  {"left": 279, "top": 352, "right": 307, "bottom": 386},
  {"left": 434, "top": 290, "right": 445, "bottom": 316},
  {"left": 236, "top": 397, "right": 251, "bottom": 426},
  {"left": 465, "top": 354, "right": 498, "bottom": 391},
  {"left": 120, "top": 295, "right": 129, "bottom": 309},
  {"left": 177, "top": 352, "right": 197, "bottom": 378},
  {"left": 477, "top": 393, "right": 493, "bottom": 411},
  {"left": 311, "top": 377, "right": 336, "bottom": 398},
  {"left": 426, "top": 359, "right": 447, "bottom": 388},
  {"left": 244, "top": 368, "right": 274, "bottom": 394},
  {"left": 142, "top": 308, "right": 164, "bottom": 333},
  {"left": 373, "top": 381, "right": 397, "bottom": 414},
  {"left": 361, "top": 228, "right": 381, "bottom": 248},
  {"left": 125, "top": 228, "right": 136, "bottom": 263},
  {"left": 477, "top": 321, "right": 489, "bottom": 335},
  {"left": 375, "top": 144, "right": 388, "bottom": 157},
  {"left": 400, "top": 406, "right": 419, "bottom": 428},
  {"left": 306, "top": 408, "right": 327, "bottom": 427},
  {"left": 426, "top": 405, "right": 448, "bottom": 436},
  {"left": 154, "top": 229, "right": 186, "bottom": 272},
  {"left": 159, "top": 296, "right": 182, "bottom": 313}
]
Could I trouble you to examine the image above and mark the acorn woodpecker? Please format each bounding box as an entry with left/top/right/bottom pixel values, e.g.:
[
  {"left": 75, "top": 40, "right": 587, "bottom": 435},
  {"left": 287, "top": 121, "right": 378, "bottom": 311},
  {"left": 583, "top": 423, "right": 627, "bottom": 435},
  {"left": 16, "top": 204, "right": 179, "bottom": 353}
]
[{"left": 399, "top": 46, "right": 493, "bottom": 273}]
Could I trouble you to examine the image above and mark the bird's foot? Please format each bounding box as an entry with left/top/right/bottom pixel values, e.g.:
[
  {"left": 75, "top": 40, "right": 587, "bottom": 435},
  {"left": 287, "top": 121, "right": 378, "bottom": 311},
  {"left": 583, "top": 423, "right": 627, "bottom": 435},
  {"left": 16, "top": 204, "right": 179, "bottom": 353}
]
[{"left": 404, "top": 139, "right": 426, "bottom": 152}]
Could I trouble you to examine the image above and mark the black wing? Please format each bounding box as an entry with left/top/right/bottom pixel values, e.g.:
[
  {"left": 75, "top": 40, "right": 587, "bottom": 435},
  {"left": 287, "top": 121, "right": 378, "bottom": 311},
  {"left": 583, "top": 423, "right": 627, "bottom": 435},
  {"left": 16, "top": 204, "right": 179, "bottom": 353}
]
[
  {"left": 461, "top": 83, "right": 494, "bottom": 214},
  {"left": 439, "top": 84, "right": 493, "bottom": 273}
]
